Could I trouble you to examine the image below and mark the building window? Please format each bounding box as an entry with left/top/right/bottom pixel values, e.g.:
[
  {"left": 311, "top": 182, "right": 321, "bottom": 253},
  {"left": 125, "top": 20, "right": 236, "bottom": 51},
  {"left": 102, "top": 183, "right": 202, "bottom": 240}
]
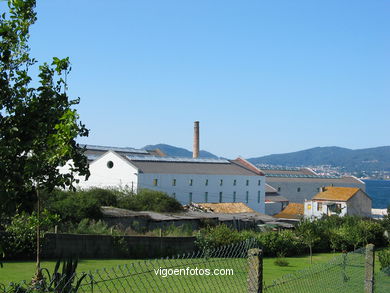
[
  {"left": 317, "top": 202, "right": 322, "bottom": 211},
  {"left": 204, "top": 192, "right": 208, "bottom": 203},
  {"left": 189, "top": 192, "right": 192, "bottom": 203},
  {"left": 297, "top": 187, "right": 301, "bottom": 192},
  {"left": 233, "top": 191, "right": 236, "bottom": 202},
  {"left": 278, "top": 187, "right": 281, "bottom": 192},
  {"left": 219, "top": 192, "right": 223, "bottom": 203},
  {"left": 205, "top": 179, "right": 208, "bottom": 186},
  {"left": 233, "top": 179, "right": 237, "bottom": 186},
  {"left": 107, "top": 161, "right": 114, "bottom": 169},
  {"left": 246, "top": 191, "right": 249, "bottom": 203},
  {"left": 246, "top": 180, "right": 249, "bottom": 186},
  {"left": 172, "top": 192, "right": 176, "bottom": 199},
  {"left": 172, "top": 179, "right": 176, "bottom": 186},
  {"left": 153, "top": 179, "right": 158, "bottom": 186},
  {"left": 258, "top": 180, "right": 261, "bottom": 186},
  {"left": 257, "top": 191, "right": 261, "bottom": 203},
  {"left": 189, "top": 179, "right": 193, "bottom": 186},
  {"left": 220, "top": 179, "right": 223, "bottom": 186}
]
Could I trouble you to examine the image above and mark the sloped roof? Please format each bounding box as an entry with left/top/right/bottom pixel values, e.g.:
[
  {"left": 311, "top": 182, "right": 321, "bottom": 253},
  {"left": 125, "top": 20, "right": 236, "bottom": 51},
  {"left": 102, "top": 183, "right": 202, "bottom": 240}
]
[
  {"left": 195, "top": 202, "right": 256, "bottom": 213},
  {"left": 232, "top": 158, "right": 265, "bottom": 176},
  {"left": 266, "top": 176, "right": 363, "bottom": 184},
  {"left": 126, "top": 156, "right": 261, "bottom": 176},
  {"left": 312, "top": 186, "right": 361, "bottom": 202},
  {"left": 274, "top": 203, "right": 304, "bottom": 219},
  {"left": 259, "top": 167, "right": 316, "bottom": 176},
  {"left": 265, "top": 184, "right": 278, "bottom": 193},
  {"left": 265, "top": 195, "right": 289, "bottom": 202}
]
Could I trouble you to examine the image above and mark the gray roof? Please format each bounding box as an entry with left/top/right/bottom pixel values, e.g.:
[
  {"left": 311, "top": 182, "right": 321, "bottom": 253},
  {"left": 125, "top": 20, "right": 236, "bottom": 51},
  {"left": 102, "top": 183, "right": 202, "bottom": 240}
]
[
  {"left": 266, "top": 176, "right": 363, "bottom": 184},
  {"left": 126, "top": 158, "right": 261, "bottom": 176},
  {"left": 83, "top": 144, "right": 149, "bottom": 154},
  {"left": 101, "top": 207, "right": 278, "bottom": 224},
  {"left": 265, "top": 195, "right": 289, "bottom": 202},
  {"left": 265, "top": 184, "right": 278, "bottom": 193},
  {"left": 259, "top": 167, "right": 317, "bottom": 176}
]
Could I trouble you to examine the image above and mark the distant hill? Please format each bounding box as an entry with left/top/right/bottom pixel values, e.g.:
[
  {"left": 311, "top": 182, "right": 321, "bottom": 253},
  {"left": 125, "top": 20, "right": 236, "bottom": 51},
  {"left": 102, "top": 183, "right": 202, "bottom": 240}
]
[
  {"left": 248, "top": 146, "right": 390, "bottom": 172},
  {"left": 142, "top": 144, "right": 218, "bottom": 158}
]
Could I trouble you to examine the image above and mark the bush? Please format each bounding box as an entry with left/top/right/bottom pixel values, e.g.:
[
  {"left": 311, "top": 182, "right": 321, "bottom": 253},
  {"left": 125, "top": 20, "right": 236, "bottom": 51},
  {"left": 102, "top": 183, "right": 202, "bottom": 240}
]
[
  {"left": 3, "top": 210, "right": 60, "bottom": 258},
  {"left": 65, "top": 219, "right": 121, "bottom": 235},
  {"left": 274, "top": 258, "right": 289, "bottom": 267},
  {"left": 378, "top": 249, "right": 390, "bottom": 271},
  {"left": 195, "top": 224, "right": 242, "bottom": 250},
  {"left": 44, "top": 188, "right": 119, "bottom": 222},
  {"left": 117, "top": 189, "right": 183, "bottom": 213},
  {"left": 257, "top": 230, "right": 304, "bottom": 257}
]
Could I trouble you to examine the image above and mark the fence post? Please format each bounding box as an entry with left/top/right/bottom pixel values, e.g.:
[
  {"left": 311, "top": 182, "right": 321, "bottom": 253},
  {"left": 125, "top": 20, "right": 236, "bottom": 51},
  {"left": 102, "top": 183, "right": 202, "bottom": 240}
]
[
  {"left": 248, "top": 248, "right": 263, "bottom": 293},
  {"left": 364, "top": 244, "right": 375, "bottom": 293}
]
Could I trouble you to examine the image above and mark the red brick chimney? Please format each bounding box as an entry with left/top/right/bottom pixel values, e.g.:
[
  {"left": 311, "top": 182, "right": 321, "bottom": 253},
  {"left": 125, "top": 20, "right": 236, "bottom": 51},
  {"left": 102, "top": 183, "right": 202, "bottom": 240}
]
[{"left": 193, "top": 121, "right": 199, "bottom": 158}]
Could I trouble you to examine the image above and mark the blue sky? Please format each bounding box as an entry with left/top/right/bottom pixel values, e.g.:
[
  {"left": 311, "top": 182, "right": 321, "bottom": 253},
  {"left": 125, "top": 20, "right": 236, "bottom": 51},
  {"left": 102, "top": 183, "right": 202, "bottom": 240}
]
[{"left": 5, "top": 0, "right": 390, "bottom": 158}]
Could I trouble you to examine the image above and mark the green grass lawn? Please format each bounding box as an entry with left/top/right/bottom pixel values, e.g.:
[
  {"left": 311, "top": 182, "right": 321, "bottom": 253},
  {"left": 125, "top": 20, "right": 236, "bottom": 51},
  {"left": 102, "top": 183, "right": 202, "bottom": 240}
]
[{"left": 0, "top": 253, "right": 339, "bottom": 285}]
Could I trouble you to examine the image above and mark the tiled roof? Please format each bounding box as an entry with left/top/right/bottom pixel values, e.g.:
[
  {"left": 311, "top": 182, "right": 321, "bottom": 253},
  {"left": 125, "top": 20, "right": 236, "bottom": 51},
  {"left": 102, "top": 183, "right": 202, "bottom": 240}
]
[
  {"left": 273, "top": 203, "right": 304, "bottom": 219},
  {"left": 232, "top": 158, "right": 265, "bottom": 176},
  {"left": 195, "top": 203, "right": 256, "bottom": 213},
  {"left": 312, "top": 186, "right": 360, "bottom": 201}
]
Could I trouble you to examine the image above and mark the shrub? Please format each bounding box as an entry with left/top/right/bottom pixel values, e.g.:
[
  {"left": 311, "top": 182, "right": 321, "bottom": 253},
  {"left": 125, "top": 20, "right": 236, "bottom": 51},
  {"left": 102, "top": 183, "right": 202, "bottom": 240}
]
[
  {"left": 65, "top": 219, "right": 121, "bottom": 235},
  {"left": 195, "top": 224, "right": 242, "bottom": 250},
  {"left": 117, "top": 189, "right": 183, "bottom": 213},
  {"left": 3, "top": 210, "right": 60, "bottom": 258},
  {"left": 257, "top": 230, "right": 304, "bottom": 257},
  {"left": 378, "top": 249, "right": 390, "bottom": 271},
  {"left": 44, "top": 188, "right": 119, "bottom": 222},
  {"left": 274, "top": 258, "right": 289, "bottom": 267}
]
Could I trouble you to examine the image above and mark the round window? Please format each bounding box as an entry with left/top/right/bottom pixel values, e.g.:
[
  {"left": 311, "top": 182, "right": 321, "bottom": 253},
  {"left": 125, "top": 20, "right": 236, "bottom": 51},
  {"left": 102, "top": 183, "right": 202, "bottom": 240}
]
[{"left": 107, "top": 161, "right": 114, "bottom": 169}]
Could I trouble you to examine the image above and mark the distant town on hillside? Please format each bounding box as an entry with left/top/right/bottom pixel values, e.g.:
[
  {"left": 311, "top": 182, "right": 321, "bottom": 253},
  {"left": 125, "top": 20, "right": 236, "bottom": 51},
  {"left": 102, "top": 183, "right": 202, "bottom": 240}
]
[{"left": 139, "top": 144, "right": 390, "bottom": 180}]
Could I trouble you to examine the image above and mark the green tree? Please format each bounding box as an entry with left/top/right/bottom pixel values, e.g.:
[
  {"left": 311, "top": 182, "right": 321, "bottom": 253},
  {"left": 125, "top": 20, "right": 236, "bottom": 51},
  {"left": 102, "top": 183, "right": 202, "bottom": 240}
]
[
  {"left": 0, "top": 0, "right": 89, "bottom": 280},
  {"left": 296, "top": 219, "right": 320, "bottom": 264}
]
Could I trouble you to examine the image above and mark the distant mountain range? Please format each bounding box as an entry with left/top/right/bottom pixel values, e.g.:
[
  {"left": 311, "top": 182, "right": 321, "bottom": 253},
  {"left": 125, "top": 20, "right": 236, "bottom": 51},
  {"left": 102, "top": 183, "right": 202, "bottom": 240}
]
[
  {"left": 142, "top": 144, "right": 218, "bottom": 159},
  {"left": 142, "top": 144, "right": 390, "bottom": 172},
  {"left": 247, "top": 146, "right": 390, "bottom": 172}
]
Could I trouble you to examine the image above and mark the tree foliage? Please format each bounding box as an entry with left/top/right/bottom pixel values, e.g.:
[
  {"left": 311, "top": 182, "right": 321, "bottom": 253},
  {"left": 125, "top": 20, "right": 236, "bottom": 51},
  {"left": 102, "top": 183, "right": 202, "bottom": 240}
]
[{"left": 0, "top": 0, "right": 89, "bottom": 216}]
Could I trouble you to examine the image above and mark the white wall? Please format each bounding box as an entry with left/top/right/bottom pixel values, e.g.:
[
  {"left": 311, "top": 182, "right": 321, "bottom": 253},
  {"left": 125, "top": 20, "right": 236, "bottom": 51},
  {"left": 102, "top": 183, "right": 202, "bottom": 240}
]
[
  {"left": 304, "top": 200, "right": 347, "bottom": 219},
  {"left": 76, "top": 152, "right": 139, "bottom": 191},
  {"left": 267, "top": 179, "right": 365, "bottom": 203},
  {"left": 138, "top": 173, "right": 265, "bottom": 213}
]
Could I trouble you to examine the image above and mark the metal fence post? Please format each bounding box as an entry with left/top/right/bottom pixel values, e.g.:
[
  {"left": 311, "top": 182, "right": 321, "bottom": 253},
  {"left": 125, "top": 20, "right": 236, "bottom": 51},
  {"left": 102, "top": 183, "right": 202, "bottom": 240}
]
[
  {"left": 365, "top": 244, "right": 375, "bottom": 293},
  {"left": 248, "top": 248, "right": 263, "bottom": 293}
]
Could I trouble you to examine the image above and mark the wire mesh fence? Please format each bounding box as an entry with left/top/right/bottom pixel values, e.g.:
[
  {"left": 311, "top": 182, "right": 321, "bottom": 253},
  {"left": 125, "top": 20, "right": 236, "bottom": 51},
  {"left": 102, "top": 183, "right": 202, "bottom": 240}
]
[
  {"left": 1, "top": 239, "right": 259, "bottom": 293},
  {"left": 1, "top": 242, "right": 389, "bottom": 293},
  {"left": 375, "top": 268, "right": 390, "bottom": 293}
]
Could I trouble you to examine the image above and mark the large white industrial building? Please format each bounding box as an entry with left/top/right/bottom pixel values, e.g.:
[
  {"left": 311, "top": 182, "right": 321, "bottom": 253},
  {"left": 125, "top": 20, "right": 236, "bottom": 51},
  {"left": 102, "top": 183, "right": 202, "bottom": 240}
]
[{"left": 69, "top": 145, "right": 266, "bottom": 213}]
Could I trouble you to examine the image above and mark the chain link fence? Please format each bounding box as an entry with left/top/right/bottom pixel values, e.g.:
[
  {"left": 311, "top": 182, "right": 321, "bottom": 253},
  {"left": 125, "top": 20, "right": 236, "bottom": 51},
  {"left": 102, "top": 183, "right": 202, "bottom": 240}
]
[
  {"left": 1, "top": 242, "right": 389, "bottom": 293},
  {"left": 264, "top": 248, "right": 366, "bottom": 293},
  {"left": 2, "top": 239, "right": 259, "bottom": 293}
]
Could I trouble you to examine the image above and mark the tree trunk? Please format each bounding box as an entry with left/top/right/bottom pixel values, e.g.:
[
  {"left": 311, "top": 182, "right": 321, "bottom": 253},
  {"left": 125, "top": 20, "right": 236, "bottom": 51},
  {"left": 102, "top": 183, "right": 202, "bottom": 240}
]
[
  {"left": 309, "top": 245, "right": 313, "bottom": 264},
  {"left": 34, "top": 188, "right": 43, "bottom": 281}
]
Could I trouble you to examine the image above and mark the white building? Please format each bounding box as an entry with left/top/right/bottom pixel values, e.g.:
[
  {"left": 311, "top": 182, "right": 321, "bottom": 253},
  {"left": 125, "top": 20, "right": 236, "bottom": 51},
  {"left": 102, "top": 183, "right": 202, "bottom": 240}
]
[
  {"left": 304, "top": 186, "right": 372, "bottom": 219},
  {"left": 257, "top": 166, "right": 365, "bottom": 204},
  {"left": 71, "top": 146, "right": 266, "bottom": 213}
]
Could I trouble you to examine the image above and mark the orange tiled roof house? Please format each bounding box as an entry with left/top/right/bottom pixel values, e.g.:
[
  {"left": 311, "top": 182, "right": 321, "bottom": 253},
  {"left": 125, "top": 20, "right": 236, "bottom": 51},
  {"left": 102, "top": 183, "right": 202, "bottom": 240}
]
[{"left": 304, "top": 186, "right": 372, "bottom": 219}]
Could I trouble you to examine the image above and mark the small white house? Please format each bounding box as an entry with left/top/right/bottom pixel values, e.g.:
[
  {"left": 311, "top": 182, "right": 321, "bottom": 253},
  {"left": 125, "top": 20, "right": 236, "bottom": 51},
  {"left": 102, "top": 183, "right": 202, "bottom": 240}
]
[
  {"left": 304, "top": 186, "right": 372, "bottom": 219},
  {"left": 70, "top": 147, "right": 266, "bottom": 213}
]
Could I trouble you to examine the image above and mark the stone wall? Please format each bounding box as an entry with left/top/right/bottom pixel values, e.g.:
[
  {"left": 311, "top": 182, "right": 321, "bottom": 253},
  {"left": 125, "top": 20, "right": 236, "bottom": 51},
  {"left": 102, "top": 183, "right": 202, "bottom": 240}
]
[{"left": 42, "top": 233, "right": 196, "bottom": 259}]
